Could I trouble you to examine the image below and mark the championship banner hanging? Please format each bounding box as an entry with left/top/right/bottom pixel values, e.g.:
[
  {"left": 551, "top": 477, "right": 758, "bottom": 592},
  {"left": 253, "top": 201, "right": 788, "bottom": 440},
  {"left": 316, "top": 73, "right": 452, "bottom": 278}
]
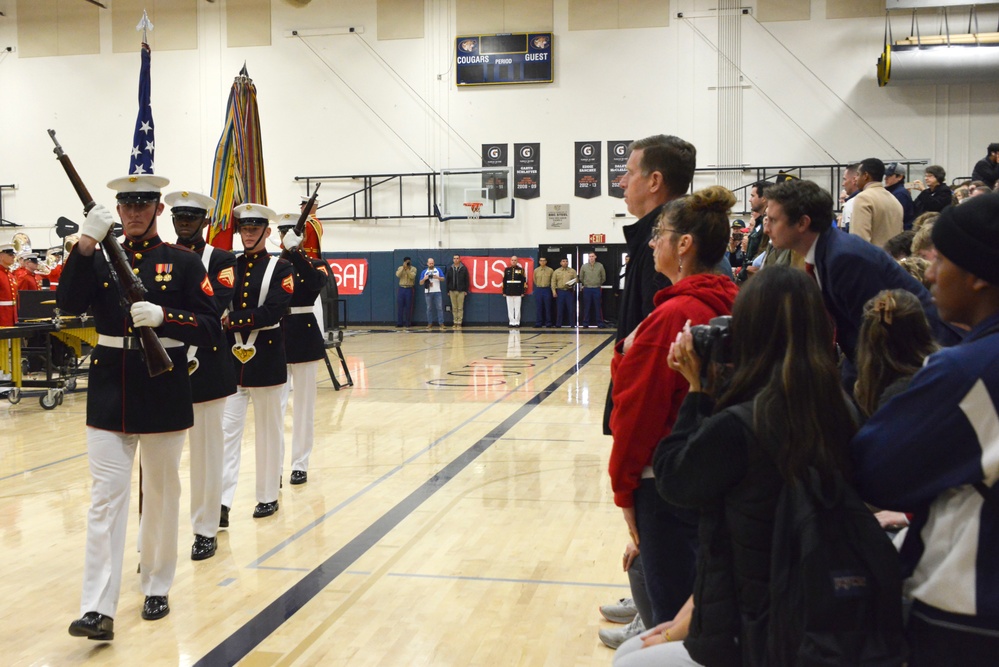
[
  {"left": 514, "top": 143, "right": 540, "bottom": 200},
  {"left": 607, "top": 140, "right": 631, "bottom": 199},
  {"left": 574, "top": 141, "right": 601, "bottom": 199}
]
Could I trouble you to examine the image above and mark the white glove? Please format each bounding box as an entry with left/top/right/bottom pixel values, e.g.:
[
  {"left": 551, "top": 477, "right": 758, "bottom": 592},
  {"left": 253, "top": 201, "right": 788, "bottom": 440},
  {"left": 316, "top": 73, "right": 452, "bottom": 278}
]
[
  {"left": 81, "top": 204, "right": 116, "bottom": 242},
  {"left": 130, "top": 301, "right": 165, "bottom": 328},
  {"left": 283, "top": 229, "right": 303, "bottom": 251}
]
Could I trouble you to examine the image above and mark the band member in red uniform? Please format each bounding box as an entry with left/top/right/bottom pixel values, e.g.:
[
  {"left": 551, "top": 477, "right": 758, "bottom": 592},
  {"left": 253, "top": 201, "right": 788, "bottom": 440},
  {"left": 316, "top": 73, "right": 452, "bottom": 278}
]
[
  {"left": 58, "top": 174, "right": 220, "bottom": 640},
  {"left": 165, "top": 190, "right": 238, "bottom": 560},
  {"left": 299, "top": 195, "right": 324, "bottom": 260},
  {"left": 44, "top": 247, "right": 65, "bottom": 290},
  {"left": 0, "top": 244, "right": 18, "bottom": 327},
  {"left": 14, "top": 253, "right": 42, "bottom": 291},
  {"left": 276, "top": 214, "right": 329, "bottom": 485},
  {"left": 219, "top": 203, "right": 294, "bottom": 521}
]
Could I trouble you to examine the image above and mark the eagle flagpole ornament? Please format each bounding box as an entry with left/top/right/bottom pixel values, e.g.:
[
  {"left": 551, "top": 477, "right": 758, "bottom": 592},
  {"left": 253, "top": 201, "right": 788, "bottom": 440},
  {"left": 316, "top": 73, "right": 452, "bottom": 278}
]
[{"left": 129, "top": 10, "right": 155, "bottom": 175}]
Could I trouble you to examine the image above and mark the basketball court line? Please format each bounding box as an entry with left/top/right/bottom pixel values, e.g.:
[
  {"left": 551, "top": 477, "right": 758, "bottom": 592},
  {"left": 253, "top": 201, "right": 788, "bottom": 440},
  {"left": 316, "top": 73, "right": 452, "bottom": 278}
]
[
  {"left": 194, "top": 336, "right": 613, "bottom": 666},
  {"left": 243, "top": 336, "right": 599, "bottom": 569}
]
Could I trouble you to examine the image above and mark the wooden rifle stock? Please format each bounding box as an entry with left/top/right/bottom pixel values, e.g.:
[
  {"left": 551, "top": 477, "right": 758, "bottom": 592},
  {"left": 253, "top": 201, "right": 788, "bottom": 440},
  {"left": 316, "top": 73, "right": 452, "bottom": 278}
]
[
  {"left": 47, "top": 129, "right": 174, "bottom": 377},
  {"left": 281, "top": 183, "right": 321, "bottom": 260}
]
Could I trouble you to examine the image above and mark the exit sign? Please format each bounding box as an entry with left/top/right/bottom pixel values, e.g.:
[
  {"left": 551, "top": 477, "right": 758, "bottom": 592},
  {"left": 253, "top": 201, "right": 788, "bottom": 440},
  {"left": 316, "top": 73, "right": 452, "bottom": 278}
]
[{"left": 589, "top": 233, "right": 606, "bottom": 243}]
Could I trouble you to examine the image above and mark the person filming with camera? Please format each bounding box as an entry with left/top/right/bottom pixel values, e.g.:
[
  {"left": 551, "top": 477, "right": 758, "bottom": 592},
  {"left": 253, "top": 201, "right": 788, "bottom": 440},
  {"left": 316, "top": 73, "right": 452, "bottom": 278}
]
[
  {"left": 612, "top": 265, "right": 904, "bottom": 667},
  {"left": 608, "top": 186, "right": 740, "bottom": 631}
]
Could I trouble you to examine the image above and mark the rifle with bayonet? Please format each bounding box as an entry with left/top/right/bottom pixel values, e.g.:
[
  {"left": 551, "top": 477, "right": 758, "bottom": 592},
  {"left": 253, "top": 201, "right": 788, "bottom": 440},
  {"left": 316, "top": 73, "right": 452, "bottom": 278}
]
[
  {"left": 280, "top": 183, "right": 321, "bottom": 260},
  {"left": 48, "top": 129, "right": 174, "bottom": 377}
]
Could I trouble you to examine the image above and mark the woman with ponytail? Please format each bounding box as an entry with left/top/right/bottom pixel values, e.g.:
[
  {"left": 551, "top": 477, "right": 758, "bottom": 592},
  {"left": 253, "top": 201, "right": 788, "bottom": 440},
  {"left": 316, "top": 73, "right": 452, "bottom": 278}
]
[
  {"left": 608, "top": 185, "right": 740, "bottom": 631},
  {"left": 854, "top": 289, "right": 938, "bottom": 418}
]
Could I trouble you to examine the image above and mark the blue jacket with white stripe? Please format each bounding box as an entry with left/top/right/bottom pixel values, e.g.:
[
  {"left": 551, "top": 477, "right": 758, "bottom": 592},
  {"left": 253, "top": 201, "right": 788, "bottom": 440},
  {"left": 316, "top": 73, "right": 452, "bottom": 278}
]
[{"left": 851, "top": 311, "right": 999, "bottom": 633}]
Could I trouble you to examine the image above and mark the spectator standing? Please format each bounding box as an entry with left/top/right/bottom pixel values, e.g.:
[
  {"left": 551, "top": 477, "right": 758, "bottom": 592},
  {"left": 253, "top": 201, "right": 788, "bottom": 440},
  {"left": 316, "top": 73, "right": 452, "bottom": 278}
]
[
  {"left": 738, "top": 181, "right": 768, "bottom": 283},
  {"left": 605, "top": 135, "right": 696, "bottom": 431},
  {"left": 420, "top": 258, "right": 445, "bottom": 330},
  {"left": 533, "top": 257, "right": 555, "bottom": 328},
  {"left": 395, "top": 257, "right": 417, "bottom": 328},
  {"left": 850, "top": 158, "right": 903, "bottom": 246},
  {"left": 913, "top": 165, "right": 953, "bottom": 216},
  {"left": 552, "top": 258, "right": 577, "bottom": 327},
  {"left": 445, "top": 254, "right": 469, "bottom": 329},
  {"left": 884, "top": 162, "right": 916, "bottom": 229},
  {"left": 852, "top": 194, "right": 999, "bottom": 666},
  {"left": 608, "top": 186, "right": 739, "bottom": 627},
  {"left": 840, "top": 163, "right": 861, "bottom": 230},
  {"left": 971, "top": 142, "right": 999, "bottom": 187},
  {"left": 501, "top": 256, "right": 527, "bottom": 327},
  {"left": 579, "top": 252, "right": 606, "bottom": 327}
]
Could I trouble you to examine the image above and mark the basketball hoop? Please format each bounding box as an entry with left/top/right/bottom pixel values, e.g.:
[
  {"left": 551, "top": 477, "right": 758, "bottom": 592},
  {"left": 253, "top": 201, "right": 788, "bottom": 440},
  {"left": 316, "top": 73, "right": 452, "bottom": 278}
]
[{"left": 463, "top": 202, "right": 482, "bottom": 219}]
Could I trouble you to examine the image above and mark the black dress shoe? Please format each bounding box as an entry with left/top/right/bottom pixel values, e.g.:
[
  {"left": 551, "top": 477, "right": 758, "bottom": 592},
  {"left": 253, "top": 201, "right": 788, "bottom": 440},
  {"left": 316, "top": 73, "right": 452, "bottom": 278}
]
[
  {"left": 290, "top": 470, "right": 308, "bottom": 485},
  {"left": 252, "top": 500, "right": 279, "bottom": 518},
  {"left": 68, "top": 612, "right": 114, "bottom": 641},
  {"left": 191, "top": 534, "right": 217, "bottom": 561},
  {"left": 219, "top": 505, "right": 229, "bottom": 528},
  {"left": 142, "top": 595, "right": 170, "bottom": 620}
]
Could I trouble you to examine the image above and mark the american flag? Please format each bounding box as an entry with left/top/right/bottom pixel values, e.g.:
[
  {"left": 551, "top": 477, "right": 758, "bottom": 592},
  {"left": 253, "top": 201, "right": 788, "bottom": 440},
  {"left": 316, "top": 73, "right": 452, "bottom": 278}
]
[{"left": 129, "top": 42, "right": 154, "bottom": 175}]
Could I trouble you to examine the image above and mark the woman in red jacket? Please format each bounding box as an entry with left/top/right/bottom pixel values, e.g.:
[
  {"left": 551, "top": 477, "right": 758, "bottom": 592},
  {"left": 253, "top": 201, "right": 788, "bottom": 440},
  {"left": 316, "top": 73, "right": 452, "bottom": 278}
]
[{"left": 609, "top": 185, "right": 740, "bottom": 626}]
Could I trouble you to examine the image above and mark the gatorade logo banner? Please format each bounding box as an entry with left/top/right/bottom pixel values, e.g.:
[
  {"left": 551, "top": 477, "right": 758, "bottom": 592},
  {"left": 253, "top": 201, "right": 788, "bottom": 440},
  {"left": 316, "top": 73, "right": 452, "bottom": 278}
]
[
  {"left": 514, "top": 143, "right": 540, "bottom": 200},
  {"left": 575, "top": 141, "right": 601, "bottom": 199},
  {"left": 481, "top": 144, "right": 509, "bottom": 201},
  {"left": 608, "top": 140, "right": 631, "bottom": 199}
]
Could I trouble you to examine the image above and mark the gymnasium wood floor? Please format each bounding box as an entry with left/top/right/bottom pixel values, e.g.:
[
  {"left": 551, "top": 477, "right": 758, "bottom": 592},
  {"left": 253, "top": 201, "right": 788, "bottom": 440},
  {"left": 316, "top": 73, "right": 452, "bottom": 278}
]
[{"left": 0, "top": 327, "right": 631, "bottom": 667}]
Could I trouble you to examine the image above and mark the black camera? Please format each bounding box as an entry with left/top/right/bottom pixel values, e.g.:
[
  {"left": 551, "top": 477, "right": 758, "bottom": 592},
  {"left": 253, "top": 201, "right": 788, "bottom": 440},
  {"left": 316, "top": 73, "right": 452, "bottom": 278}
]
[{"left": 690, "top": 316, "right": 733, "bottom": 366}]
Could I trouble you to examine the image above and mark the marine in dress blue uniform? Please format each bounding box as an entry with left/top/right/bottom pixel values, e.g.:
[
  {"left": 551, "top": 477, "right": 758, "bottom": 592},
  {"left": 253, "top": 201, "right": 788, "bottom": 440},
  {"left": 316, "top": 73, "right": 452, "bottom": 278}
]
[
  {"left": 276, "top": 214, "right": 329, "bottom": 485},
  {"left": 218, "top": 204, "right": 294, "bottom": 520},
  {"left": 165, "top": 189, "right": 237, "bottom": 561},
  {"left": 60, "top": 175, "right": 220, "bottom": 640}
]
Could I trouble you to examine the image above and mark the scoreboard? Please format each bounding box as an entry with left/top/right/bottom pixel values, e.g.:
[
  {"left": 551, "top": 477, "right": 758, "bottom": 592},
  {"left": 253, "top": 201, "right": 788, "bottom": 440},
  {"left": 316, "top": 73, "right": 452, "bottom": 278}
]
[{"left": 455, "top": 32, "right": 553, "bottom": 86}]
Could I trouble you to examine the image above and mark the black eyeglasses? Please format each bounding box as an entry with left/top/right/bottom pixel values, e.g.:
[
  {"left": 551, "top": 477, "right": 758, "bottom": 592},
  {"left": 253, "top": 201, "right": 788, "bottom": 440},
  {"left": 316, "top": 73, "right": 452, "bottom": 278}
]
[{"left": 651, "top": 226, "right": 680, "bottom": 241}]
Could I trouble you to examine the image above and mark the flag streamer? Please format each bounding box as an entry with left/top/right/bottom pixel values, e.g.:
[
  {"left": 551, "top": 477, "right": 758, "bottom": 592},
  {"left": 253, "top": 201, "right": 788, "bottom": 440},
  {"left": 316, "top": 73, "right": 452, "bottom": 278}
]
[{"left": 208, "top": 66, "right": 267, "bottom": 250}]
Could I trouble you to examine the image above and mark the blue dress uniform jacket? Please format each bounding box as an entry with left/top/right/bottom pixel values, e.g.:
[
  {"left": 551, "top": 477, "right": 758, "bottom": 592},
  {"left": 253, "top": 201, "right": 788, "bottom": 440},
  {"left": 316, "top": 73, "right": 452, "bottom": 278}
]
[
  {"left": 56, "top": 236, "right": 220, "bottom": 433},
  {"left": 283, "top": 251, "right": 328, "bottom": 364},
  {"left": 226, "top": 251, "right": 294, "bottom": 387},
  {"left": 179, "top": 239, "right": 238, "bottom": 403},
  {"left": 502, "top": 265, "right": 526, "bottom": 296}
]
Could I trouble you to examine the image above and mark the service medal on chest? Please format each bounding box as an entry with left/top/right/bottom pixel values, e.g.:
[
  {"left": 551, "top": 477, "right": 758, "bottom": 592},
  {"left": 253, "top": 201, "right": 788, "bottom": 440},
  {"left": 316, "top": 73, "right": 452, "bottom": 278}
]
[{"left": 155, "top": 264, "right": 174, "bottom": 283}]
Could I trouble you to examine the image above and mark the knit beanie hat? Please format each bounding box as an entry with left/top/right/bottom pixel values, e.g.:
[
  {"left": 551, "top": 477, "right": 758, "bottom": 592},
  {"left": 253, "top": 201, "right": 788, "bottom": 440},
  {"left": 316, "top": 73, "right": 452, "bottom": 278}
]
[{"left": 931, "top": 194, "right": 999, "bottom": 285}]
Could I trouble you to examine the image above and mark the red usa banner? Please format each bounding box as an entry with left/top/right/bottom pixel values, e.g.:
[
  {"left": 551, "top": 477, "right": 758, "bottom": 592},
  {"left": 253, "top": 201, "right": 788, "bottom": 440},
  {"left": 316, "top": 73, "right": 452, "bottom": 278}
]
[
  {"left": 463, "top": 256, "right": 534, "bottom": 294},
  {"left": 326, "top": 259, "right": 369, "bottom": 295}
]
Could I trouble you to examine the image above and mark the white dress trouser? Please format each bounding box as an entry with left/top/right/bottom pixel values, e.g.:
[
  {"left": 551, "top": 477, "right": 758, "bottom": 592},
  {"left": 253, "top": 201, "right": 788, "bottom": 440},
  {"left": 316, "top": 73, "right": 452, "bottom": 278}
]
[
  {"left": 189, "top": 397, "right": 227, "bottom": 537},
  {"left": 220, "top": 387, "right": 249, "bottom": 509},
  {"left": 80, "top": 427, "right": 185, "bottom": 618},
  {"left": 279, "top": 360, "right": 319, "bottom": 474},
  {"left": 505, "top": 295, "right": 522, "bottom": 325},
  {"left": 220, "top": 384, "right": 285, "bottom": 507}
]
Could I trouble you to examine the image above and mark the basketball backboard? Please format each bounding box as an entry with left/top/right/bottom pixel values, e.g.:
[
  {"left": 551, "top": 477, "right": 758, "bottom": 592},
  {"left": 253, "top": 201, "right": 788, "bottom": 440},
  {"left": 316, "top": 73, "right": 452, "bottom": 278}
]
[{"left": 436, "top": 167, "right": 516, "bottom": 221}]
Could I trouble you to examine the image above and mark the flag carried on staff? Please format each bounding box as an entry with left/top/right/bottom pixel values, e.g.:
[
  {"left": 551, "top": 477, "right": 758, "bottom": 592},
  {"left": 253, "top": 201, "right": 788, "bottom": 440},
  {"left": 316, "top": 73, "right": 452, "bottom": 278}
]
[
  {"left": 207, "top": 64, "right": 268, "bottom": 250},
  {"left": 129, "top": 11, "right": 155, "bottom": 175}
]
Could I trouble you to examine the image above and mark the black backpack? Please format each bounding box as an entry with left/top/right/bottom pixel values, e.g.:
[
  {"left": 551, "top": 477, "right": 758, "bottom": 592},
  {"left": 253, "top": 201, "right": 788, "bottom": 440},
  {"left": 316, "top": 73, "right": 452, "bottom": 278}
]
[{"left": 731, "top": 403, "right": 906, "bottom": 667}]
